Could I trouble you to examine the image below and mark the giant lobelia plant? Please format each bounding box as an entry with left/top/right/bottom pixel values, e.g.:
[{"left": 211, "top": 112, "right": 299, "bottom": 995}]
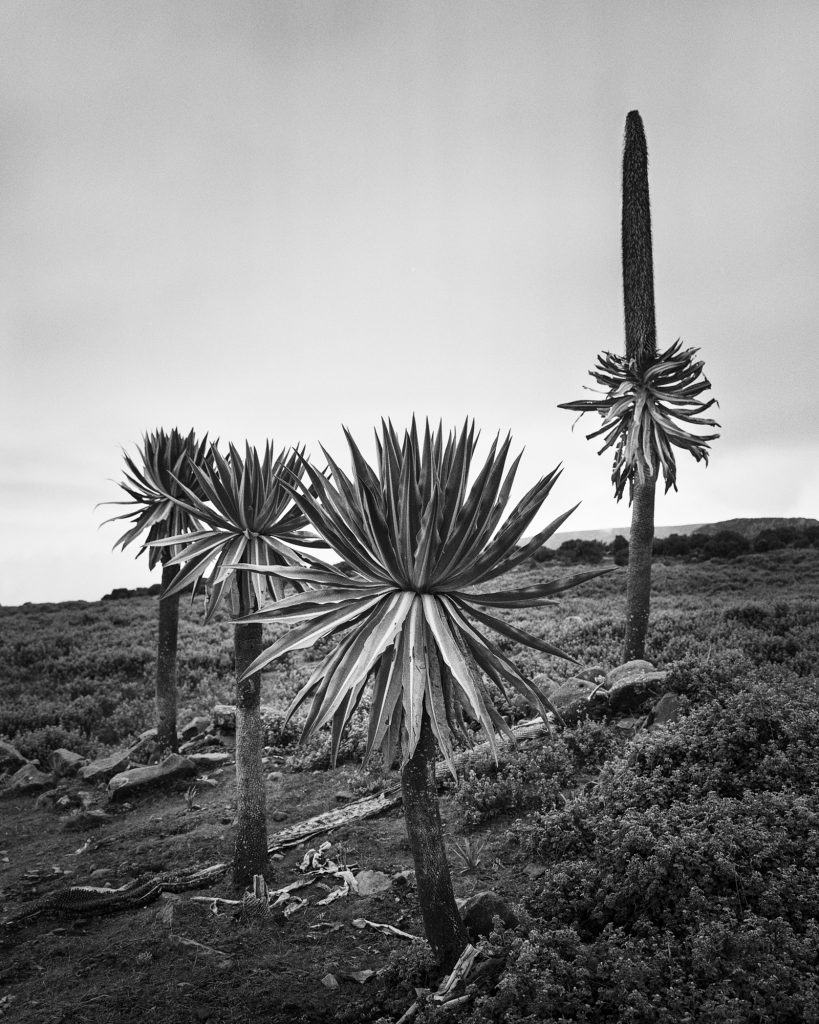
[
  {"left": 560, "top": 110, "right": 718, "bottom": 662},
  {"left": 102, "top": 427, "right": 211, "bottom": 754},
  {"left": 236, "top": 419, "right": 608, "bottom": 969},
  {"left": 149, "top": 440, "right": 324, "bottom": 887}
]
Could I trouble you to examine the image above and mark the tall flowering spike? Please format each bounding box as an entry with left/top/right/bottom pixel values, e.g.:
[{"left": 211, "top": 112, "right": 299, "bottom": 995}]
[
  {"left": 559, "top": 110, "right": 719, "bottom": 662},
  {"left": 622, "top": 110, "right": 658, "bottom": 373}
]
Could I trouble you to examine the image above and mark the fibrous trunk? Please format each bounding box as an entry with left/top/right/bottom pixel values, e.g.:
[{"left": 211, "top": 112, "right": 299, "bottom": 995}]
[
  {"left": 232, "top": 620, "right": 268, "bottom": 888},
  {"left": 155, "top": 561, "right": 180, "bottom": 754},
  {"left": 622, "top": 110, "right": 658, "bottom": 661},
  {"left": 623, "top": 473, "right": 656, "bottom": 661},
  {"left": 401, "top": 711, "right": 468, "bottom": 971}
]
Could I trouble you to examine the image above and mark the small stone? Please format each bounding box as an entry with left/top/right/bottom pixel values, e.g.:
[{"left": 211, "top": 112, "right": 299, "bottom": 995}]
[
  {"left": 5, "top": 763, "right": 54, "bottom": 794},
  {"left": 267, "top": 771, "right": 283, "bottom": 783},
  {"left": 80, "top": 750, "right": 132, "bottom": 785},
  {"left": 90, "top": 867, "right": 112, "bottom": 879},
  {"left": 354, "top": 870, "right": 392, "bottom": 896},
  {"left": 647, "top": 692, "right": 681, "bottom": 731},
  {"left": 189, "top": 752, "right": 232, "bottom": 768},
  {"left": 108, "top": 754, "right": 197, "bottom": 800},
  {"left": 271, "top": 810, "right": 288, "bottom": 822},
  {"left": 321, "top": 973, "right": 339, "bottom": 990},
  {"left": 573, "top": 665, "right": 608, "bottom": 686},
  {"left": 606, "top": 660, "right": 656, "bottom": 686},
  {"left": 0, "top": 740, "right": 28, "bottom": 771},
  {"left": 180, "top": 716, "right": 211, "bottom": 741},
  {"left": 523, "top": 863, "right": 547, "bottom": 879},
  {"left": 50, "top": 749, "right": 88, "bottom": 775},
  {"left": 606, "top": 661, "right": 669, "bottom": 714},
  {"left": 461, "top": 890, "right": 519, "bottom": 940},
  {"left": 333, "top": 790, "right": 355, "bottom": 803},
  {"left": 61, "top": 809, "right": 114, "bottom": 831}
]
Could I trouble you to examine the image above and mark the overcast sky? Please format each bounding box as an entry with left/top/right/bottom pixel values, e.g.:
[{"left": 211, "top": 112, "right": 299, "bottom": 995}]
[{"left": 2, "top": 1, "right": 818, "bottom": 605}]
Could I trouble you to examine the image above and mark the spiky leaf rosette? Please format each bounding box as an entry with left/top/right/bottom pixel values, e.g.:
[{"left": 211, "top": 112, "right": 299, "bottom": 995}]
[
  {"left": 237, "top": 419, "right": 609, "bottom": 773},
  {"left": 559, "top": 340, "right": 719, "bottom": 501},
  {"left": 102, "top": 427, "right": 212, "bottom": 570},
  {"left": 148, "top": 441, "right": 325, "bottom": 622}
]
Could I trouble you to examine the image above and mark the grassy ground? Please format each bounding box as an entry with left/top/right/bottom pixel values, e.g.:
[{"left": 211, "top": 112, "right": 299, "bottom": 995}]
[{"left": 1, "top": 549, "right": 818, "bottom": 1023}]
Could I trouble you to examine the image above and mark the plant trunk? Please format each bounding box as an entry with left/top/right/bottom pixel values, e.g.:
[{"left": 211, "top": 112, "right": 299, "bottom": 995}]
[
  {"left": 232, "top": 620, "right": 268, "bottom": 888},
  {"left": 155, "top": 562, "right": 180, "bottom": 754},
  {"left": 621, "top": 111, "right": 658, "bottom": 662},
  {"left": 624, "top": 473, "right": 656, "bottom": 661},
  {"left": 401, "top": 711, "right": 468, "bottom": 971}
]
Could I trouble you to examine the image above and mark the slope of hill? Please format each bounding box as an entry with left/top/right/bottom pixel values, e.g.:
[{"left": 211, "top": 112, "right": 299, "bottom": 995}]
[
  {"left": 540, "top": 516, "right": 818, "bottom": 548},
  {"left": 692, "top": 517, "right": 819, "bottom": 539}
]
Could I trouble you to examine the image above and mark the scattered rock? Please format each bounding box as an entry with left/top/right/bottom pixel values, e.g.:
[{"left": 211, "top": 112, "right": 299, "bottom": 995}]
[
  {"left": 647, "top": 692, "right": 682, "bottom": 731},
  {"left": 188, "top": 752, "right": 232, "bottom": 768},
  {"left": 460, "top": 890, "right": 519, "bottom": 940},
  {"left": 51, "top": 749, "right": 88, "bottom": 775},
  {"left": 80, "top": 750, "right": 132, "bottom": 785},
  {"left": 0, "top": 740, "right": 28, "bottom": 771},
  {"left": 108, "top": 753, "right": 197, "bottom": 800},
  {"left": 605, "top": 661, "right": 669, "bottom": 713},
  {"left": 354, "top": 870, "right": 392, "bottom": 896},
  {"left": 523, "top": 863, "right": 547, "bottom": 880},
  {"left": 4, "top": 763, "right": 54, "bottom": 794},
  {"left": 614, "top": 716, "right": 645, "bottom": 732},
  {"left": 606, "top": 660, "right": 655, "bottom": 686},
  {"left": 179, "top": 735, "right": 224, "bottom": 755},
  {"left": 180, "top": 716, "right": 211, "bottom": 741},
  {"left": 573, "top": 665, "right": 608, "bottom": 685},
  {"left": 128, "top": 729, "right": 160, "bottom": 764},
  {"left": 35, "top": 788, "right": 60, "bottom": 809},
  {"left": 550, "top": 677, "right": 606, "bottom": 723},
  {"left": 61, "top": 809, "right": 114, "bottom": 831}
]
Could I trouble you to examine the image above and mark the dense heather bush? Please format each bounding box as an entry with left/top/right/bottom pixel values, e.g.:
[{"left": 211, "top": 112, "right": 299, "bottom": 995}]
[
  {"left": 455, "top": 720, "right": 623, "bottom": 827},
  {"left": 475, "top": 665, "right": 819, "bottom": 1023}
]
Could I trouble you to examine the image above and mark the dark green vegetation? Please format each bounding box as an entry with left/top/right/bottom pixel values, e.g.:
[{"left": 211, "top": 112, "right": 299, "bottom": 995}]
[{"left": 1, "top": 548, "right": 818, "bottom": 1022}]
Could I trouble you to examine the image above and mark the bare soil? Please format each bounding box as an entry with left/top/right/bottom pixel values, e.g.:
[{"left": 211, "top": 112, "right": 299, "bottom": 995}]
[{"left": 0, "top": 758, "right": 523, "bottom": 1024}]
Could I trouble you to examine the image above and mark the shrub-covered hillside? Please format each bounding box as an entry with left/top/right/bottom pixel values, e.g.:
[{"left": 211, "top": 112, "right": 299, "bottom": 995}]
[{"left": 1, "top": 549, "right": 818, "bottom": 1023}]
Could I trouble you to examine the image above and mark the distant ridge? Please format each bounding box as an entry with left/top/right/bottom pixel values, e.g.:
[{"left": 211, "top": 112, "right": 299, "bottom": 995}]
[{"left": 537, "top": 517, "right": 818, "bottom": 549}]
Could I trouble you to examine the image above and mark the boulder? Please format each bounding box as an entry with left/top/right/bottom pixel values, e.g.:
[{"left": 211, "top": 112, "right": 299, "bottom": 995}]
[
  {"left": 460, "top": 890, "right": 519, "bottom": 940},
  {"left": 80, "top": 749, "right": 133, "bottom": 784},
  {"left": 180, "top": 716, "right": 211, "bottom": 741},
  {"left": 647, "top": 692, "right": 682, "bottom": 731},
  {"left": 0, "top": 740, "right": 28, "bottom": 771},
  {"left": 5, "top": 763, "right": 53, "bottom": 794},
  {"left": 108, "top": 753, "right": 197, "bottom": 800},
  {"left": 51, "top": 748, "right": 88, "bottom": 775}
]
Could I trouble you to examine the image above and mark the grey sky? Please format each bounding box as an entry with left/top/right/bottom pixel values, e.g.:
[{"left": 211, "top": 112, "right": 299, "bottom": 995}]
[{"left": 2, "top": 1, "right": 817, "bottom": 604}]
